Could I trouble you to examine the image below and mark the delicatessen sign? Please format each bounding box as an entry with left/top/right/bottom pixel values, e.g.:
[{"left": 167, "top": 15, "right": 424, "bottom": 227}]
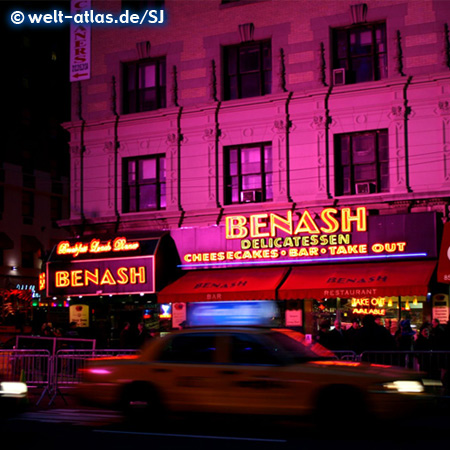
[{"left": 173, "top": 208, "right": 437, "bottom": 269}]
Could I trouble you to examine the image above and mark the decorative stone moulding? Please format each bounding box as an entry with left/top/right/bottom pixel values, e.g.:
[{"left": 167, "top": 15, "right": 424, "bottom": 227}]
[
  {"left": 239, "top": 23, "right": 254, "bottom": 43},
  {"left": 136, "top": 41, "right": 151, "bottom": 59},
  {"left": 350, "top": 3, "right": 367, "bottom": 24}
]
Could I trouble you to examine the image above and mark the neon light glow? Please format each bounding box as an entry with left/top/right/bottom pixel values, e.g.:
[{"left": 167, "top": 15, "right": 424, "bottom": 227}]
[
  {"left": 225, "top": 207, "right": 367, "bottom": 239},
  {"left": 55, "top": 266, "right": 146, "bottom": 288},
  {"left": 56, "top": 237, "right": 140, "bottom": 258},
  {"left": 160, "top": 304, "right": 172, "bottom": 319},
  {"left": 178, "top": 252, "right": 428, "bottom": 269},
  {"left": 39, "top": 273, "right": 46, "bottom": 291},
  {"left": 46, "top": 256, "right": 155, "bottom": 297}
]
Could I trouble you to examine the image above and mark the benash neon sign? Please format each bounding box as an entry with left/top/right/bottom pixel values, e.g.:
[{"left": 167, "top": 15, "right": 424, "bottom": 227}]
[
  {"left": 182, "top": 207, "right": 416, "bottom": 268},
  {"left": 46, "top": 256, "right": 155, "bottom": 297}
]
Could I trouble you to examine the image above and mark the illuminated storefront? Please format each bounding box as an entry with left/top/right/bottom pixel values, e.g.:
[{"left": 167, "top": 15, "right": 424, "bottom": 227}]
[
  {"left": 161, "top": 207, "right": 442, "bottom": 335},
  {"left": 41, "top": 233, "right": 180, "bottom": 341}
]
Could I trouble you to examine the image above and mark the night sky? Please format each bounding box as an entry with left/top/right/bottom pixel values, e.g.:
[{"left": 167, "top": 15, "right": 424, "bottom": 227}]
[{"left": 1, "top": 0, "right": 71, "bottom": 176}]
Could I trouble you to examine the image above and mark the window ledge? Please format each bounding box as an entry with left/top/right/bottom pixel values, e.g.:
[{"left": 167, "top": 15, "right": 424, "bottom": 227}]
[{"left": 219, "top": 0, "right": 269, "bottom": 9}]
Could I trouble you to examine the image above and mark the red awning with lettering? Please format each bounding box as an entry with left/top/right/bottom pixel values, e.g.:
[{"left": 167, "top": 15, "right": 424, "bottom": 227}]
[
  {"left": 158, "top": 267, "right": 289, "bottom": 303},
  {"left": 278, "top": 260, "right": 437, "bottom": 300}
]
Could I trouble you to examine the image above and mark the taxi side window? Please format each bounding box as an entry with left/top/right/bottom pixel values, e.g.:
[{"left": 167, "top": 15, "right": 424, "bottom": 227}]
[
  {"left": 230, "top": 334, "right": 280, "bottom": 366},
  {"left": 157, "top": 333, "right": 217, "bottom": 364}
]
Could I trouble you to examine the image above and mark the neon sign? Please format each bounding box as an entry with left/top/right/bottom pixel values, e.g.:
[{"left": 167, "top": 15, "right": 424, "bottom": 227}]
[
  {"left": 182, "top": 207, "right": 414, "bottom": 267},
  {"left": 160, "top": 304, "right": 172, "bottom": 319},
  {"left": 54, "top": 266, "right": 146, "bottom": 288},
  {"left": 46, "top": 256, "right": 155, "bottom": 297},
  {"left": 57, "top": 237, "right": 140, "bottom": 258},
  {"left": 39, "top": 273, "right": 46, "bottom": 291},
  {"left": 351, "top": 297, "right": 386, "bottom": 316},
  {"left": 225, "top": 207, "right": 367, "bottom": 239},
  {"left": 174, "top": 209, "right": 437, "bottom": 269}
]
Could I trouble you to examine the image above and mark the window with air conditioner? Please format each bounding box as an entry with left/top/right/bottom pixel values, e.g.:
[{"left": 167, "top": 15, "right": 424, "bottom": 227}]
[
  {"left": 333, "top": 22, "right": 387, "bottom": 84},
  {"left": 333, "top": 68, "right": 346, "bottom": 86},
  {"left": 225, "top": 143, "right": 272, "bottom": 205},
  {"left": 335, "top": 130, "right": 389, "bottom": 196}
]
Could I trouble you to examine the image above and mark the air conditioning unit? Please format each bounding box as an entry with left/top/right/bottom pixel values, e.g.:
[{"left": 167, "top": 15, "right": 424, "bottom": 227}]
[
  {"left": 240, "top": 190, "right": 261, "bottom": 203},
  {"left": 333, "top": 68, "right": 346, "bottom": 86},
  {"left": 355, "top": 182, "right": 376, "bottom": 194}
]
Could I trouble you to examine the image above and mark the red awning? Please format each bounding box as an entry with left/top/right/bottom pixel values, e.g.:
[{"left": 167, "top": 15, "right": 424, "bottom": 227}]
[
  {"left": 158, "top": 267, "right": 289, "bottom": 303},
  {"left": 278, "top": 260, "right": 437, "bottom": 300}
]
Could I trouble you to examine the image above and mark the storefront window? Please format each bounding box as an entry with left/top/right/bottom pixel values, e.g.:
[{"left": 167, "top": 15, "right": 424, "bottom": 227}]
[{"left": 312, "top": 295, "right": 430, "bottom": 342}]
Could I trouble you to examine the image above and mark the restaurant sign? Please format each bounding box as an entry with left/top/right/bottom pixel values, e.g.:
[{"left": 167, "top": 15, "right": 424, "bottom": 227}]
[
  {"left": 173, "top": 208, "right": 437, "bottom": 269},
  {"left": 45, "top": 236, "right": 158, "bottom": 297},
  {"left": 46, "top": 256, "right": 155, "bottom": 297}
]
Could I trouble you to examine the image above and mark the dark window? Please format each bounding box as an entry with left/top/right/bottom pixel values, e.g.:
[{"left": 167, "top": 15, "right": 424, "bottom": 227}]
[
  {"left": 335, "top": 129, "right": 389, "bottom": 196},
  {"left": 225, "top": 143, "right": 272, "bottom": 204},
  {"left": 51, "top": 196, "right": 63, "bottom": 224},
  {"left": 223, "top": 40, "right": 271, "bottom": 100},
  {"left": 333, "top": 22, "right": 387, "bottom": 84},
  {"left": 229, "top": 334, "right": 281, "bottom": 365},
  {"left": 22, "top": 251, "right": 34, "bottom": 269},
  {"left": 23, "top": 173, "right": 35, "bottom": 189},
  {"left": 122, "top": 0, "right": 164, "bottom": 10},
  {"left": 123, "top": 58, "right": 166, "bottom": 113},
  {"left": 123, "top": 155, "right": 166, "bottom": 212},
  {"left": 0, "top": 185, "right": 4, "bottom": 219},
  {"left": 22, "top": 190, "right": 34, "bottom": 224},
  {"left": 158, "top": 334, "right": 217, "bottom": 364}
]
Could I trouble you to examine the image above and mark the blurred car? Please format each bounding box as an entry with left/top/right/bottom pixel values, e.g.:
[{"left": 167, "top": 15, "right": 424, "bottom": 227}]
[
  {"left": 76, "top": 327, "right": 436, "bottom": 423},
  {"left": 0, "top": 380, "right": 28, "bottom": 416}
]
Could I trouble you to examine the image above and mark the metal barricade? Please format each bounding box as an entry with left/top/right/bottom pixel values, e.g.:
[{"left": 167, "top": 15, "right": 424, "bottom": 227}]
[
  {"left": 333, "top": 350, "right": 357, "bottom": 361},
  {"left": 0, "top": 349, "right": 51, "bottom": 387},
  {"left": 54, "top": 349, "right": 139, "bottom": 386},
  {"left": 48, "top": 349, "right": 140, "bottom": 405},
  {"left": 359, "top": 350, "right": 450, "bottom": 380}
]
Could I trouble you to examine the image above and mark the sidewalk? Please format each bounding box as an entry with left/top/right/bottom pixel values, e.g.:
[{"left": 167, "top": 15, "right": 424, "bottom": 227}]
[{"left": 26, "top": 386, "right": 80, "bottom": 410}]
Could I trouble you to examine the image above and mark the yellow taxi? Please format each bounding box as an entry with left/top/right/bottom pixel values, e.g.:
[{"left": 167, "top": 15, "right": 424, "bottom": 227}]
[{"left": 76, "top": 327, "right": 435, "bottom": 423}]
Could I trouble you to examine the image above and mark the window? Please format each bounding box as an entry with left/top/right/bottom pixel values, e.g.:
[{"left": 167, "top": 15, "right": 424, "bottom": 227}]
[
  {"left": 22, "top": 190, "right": 34, "bottom": 224},
  {"left": 123, "top": 155, "right": 166, "bottom": 212},
  {"left": 51, "top": 196, "right": 63, "bottom": 226},
  {"left": 334, "top": 130, "right": 389, "bottom": 196},
  {"left": 229, "top": 334, "right": 281, "bottom": 366},
  {"left": 333, "top": 22, "right": 387, "bottom": 84},
  {"left": 22, "top": 251, "right": 34, "bottom": 269},
  {"left": 122, "top": 0, "right": 164, "bottom": 10},
  {"left": 225, "top": 143, "right": 272, "bottom": 204},
  {"left": 223, "top": 40, "right": 271, "bottom": 100},
  {"left": 123, "top": 58, "right": 166, "bottom": 113},
  {"left": 158, "top": 334, "right": 218, "bottom": 364}
]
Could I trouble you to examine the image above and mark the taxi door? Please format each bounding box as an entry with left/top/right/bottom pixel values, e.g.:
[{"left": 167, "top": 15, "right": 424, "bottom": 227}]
[
  {"left": 148, "top": 332, "right": 228, "bottom": 413},
  {"left": 217, "top": 332, "right": 298, "bottom": 415}
]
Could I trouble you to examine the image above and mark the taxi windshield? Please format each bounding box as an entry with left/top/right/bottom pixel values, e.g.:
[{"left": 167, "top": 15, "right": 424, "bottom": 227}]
[{"left": 268, "top": 329, "right": 336, "bottom": 362}]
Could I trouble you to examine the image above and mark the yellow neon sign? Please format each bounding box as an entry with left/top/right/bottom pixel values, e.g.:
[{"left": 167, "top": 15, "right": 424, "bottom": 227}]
[
  {"left": 55, "top": 266, "right": 147, "bottom": 288},
  {"left": 225, "top": 207, "right": 367, "bottom": 239},
  {"left": 56, "top": 237, "right": 140, "bottom": 258}
]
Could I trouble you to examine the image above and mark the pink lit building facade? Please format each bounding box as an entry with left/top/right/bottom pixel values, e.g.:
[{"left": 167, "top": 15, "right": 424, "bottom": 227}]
[{"left": 58, "top": 0, "right": 450, "bottom": 338}]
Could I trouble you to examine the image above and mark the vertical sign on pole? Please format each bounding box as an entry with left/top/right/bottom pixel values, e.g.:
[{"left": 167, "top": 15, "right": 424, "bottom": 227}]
[{"left": 70, "top": 0, "right": 91, "bottom": 82}]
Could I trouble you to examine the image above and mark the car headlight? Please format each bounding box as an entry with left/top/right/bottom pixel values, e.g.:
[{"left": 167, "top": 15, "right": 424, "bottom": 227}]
[
  {"left": 381, "top": 380, "right": 424, "bottom": 393},
  {"left": 0, "top": 381, "right": 28, "bottom": 397}
]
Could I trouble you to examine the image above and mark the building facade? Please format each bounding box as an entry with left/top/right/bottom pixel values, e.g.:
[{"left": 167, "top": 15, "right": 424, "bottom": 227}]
[
  {"left": 0, "top": 15, "right": 71, "bottom": 341},
  {"left": 57, "top": 0, "right": 450, "bottom": 341}
]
